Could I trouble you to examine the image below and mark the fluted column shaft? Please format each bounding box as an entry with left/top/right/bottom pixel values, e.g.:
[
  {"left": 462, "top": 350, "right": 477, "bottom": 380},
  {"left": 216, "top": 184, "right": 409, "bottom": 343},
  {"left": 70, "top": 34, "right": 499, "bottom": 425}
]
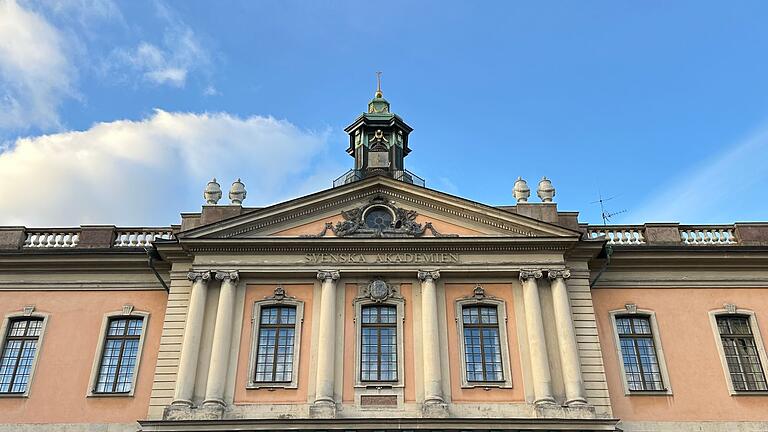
[
  {"left": 203, "top": 271, "right": 239, "bottom": 406},
  {"left": 418, "top": 270, "right": 444, "bottom": 404},
  {"left": 521, "top": 269, "right": 555, "bottom": 405},
  {"left": 314, "top": 270, "right": 340, "bottom": 405},
  {"left": 549, "top": 269, "right": 587, "bottom": 406},
  {"left": 172, "top": 271, "right": 211, "bottom": 406}
]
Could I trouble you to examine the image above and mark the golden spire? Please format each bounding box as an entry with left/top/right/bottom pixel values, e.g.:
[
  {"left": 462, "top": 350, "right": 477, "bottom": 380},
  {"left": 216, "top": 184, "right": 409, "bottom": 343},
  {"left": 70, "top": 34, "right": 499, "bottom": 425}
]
[{"left": 375, "top": 71, "right": 383, "bottom": 98}]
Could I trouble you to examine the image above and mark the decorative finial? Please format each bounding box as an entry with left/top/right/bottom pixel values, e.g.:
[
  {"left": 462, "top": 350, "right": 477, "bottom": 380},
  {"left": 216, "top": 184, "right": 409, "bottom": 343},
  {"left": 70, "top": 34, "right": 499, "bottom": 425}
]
[
  {"left": 204, "top": 177, "right": 222, "bottom": 205},
  {"left": 513, "top": 177, "right": 530, "bottom": 203},
  {"left": 229, "top": 178, "right": 246, "bottom": 205},
  {"left": 375, "top": 71, "right": 383, "bottom": 98},
  {"left": 537, "top": 176, "right": 556, "bottom": 203}
]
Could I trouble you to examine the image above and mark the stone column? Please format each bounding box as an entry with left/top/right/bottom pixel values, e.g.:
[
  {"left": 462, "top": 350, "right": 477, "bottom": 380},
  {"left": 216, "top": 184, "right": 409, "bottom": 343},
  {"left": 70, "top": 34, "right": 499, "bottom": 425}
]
[
  {"left": 314, "top": 270, "right": 340, "bottom": 406},
  {"left": 172, "top": 271, "right": 211, "bottom": 406},
  {"left": 203, "top": 271, "right": 239, "bottom": 407},
  {"left": 520, "top": 269, "right": 555, "bottom": 405},
  {"left": 548, "top": 269, "right": 587, "bottom": 406},
  {"left": 418, "top": 270, "right": 445, "bottom": 404}
]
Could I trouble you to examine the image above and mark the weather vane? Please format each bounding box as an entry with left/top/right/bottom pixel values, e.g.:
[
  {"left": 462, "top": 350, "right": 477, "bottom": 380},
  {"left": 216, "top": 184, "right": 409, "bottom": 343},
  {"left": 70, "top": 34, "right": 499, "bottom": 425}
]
[{"left": 375, "top": 71, "right": 383, "bottom": 96}]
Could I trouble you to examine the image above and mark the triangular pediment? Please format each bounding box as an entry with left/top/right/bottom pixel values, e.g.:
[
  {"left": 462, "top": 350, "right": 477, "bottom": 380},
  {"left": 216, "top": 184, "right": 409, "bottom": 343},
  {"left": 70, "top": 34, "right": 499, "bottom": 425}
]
[{"left": 178, "top": 176, "right": 580, "bottom": 240}]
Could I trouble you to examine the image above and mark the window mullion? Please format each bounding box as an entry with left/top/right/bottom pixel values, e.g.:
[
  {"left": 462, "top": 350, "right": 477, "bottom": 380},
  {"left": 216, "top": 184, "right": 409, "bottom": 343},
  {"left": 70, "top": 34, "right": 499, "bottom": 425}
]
[{"left": 8, "top": 338, "right": 26, "bottom": 391}]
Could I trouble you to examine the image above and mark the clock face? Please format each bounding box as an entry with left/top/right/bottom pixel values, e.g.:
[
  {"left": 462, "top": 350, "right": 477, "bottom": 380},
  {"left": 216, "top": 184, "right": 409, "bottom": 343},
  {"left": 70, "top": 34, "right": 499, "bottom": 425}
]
[{"left": 364, "top": 208, "right": 393, "bottom": 230}]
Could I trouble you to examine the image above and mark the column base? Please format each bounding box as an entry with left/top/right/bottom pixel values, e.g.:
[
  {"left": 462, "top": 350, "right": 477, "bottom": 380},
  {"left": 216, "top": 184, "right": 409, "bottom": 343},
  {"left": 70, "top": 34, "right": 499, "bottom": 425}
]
[
  {"left": 422, "top": 401, "right": 449, "bottom": 418},
  {"left": 310, "top": 400, "right": 337, "bottom": 418},
  {"left": 202, "top": 398, "right": 226, "bottom": 407},
  {"left": 170, "top": 398, "right": 193, "bottom": 407},
  {"left": 534, "top": 397, "right": 557, "bottom": 406},
  {"left": 565, "top": 397, "right": 589, "bottom": 407}
]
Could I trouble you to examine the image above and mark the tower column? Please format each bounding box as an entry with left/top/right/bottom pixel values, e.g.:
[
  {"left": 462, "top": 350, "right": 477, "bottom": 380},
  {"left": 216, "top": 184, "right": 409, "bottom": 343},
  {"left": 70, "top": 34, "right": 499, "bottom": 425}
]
[
  {"left": 418, "top": 270, "right": 445, "bottom": 404},
  {"left": 172, "top": 271, "right": 211, "bottom": 406},
  {"left": 314, "top": 270, "right": 340, "bottom": 406},
  {"left": 520, "top": 269, "right": 556, "bottom": 405},
  {"left": 203, "top": 271, "right": 239, "bottom": 407},
  {"left": 549, "top": 269, "right": 587, "bottom": 406}
]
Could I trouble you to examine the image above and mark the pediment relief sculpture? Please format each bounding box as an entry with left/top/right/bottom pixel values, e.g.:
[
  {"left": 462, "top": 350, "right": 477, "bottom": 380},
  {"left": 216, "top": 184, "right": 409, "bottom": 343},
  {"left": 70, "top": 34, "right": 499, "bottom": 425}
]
[{"left": 301, "top": 194, "right": 458, "bottom": 238}]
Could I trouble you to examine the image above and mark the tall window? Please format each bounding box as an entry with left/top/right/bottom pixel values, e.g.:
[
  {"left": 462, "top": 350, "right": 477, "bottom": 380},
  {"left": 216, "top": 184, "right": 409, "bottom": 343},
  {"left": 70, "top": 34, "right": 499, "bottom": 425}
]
[
  {"left": 95, "top": 317, "right": 143, "bottom": 393},
  {"left": 462, "top": 305, "right": 503, "bottom": 382},
  {"left": 254, "top": 306, "right": 296, "bottom": 383},
  {"left": 616, "top": 316, "right": 664, "bottom": 391},
  {"left": 0, "top": 318, "right": 43, "bottom": 394},
  {"left": 717, "top": 315, "right": 768, "bottom": 391},
  {"left": 360, "top": 305, "right": 397, "bottom": 382}
]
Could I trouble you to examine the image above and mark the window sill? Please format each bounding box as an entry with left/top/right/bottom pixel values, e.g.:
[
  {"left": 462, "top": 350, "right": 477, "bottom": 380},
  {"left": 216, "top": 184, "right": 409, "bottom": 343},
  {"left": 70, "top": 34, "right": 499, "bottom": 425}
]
[
  {"left": 461, "top": 382, "right": 513, "bottom": 389},
  {"left": 354, "top": 383, "right": 404, "bottom": 389},
  {"left": 0, "top": 393, "right": 28, "bottom": 398},
  {"left": 729, "top": 390, "right": 768, "bottom": 396},
  {"left": 246, "top": 383, "right": 298, "bottom": 390},
  {"left": 87, "top": 392, "right": 135, "bottom": 398},
  {"left": 624, "top": 389, "right": 673, "bottom": 396}
]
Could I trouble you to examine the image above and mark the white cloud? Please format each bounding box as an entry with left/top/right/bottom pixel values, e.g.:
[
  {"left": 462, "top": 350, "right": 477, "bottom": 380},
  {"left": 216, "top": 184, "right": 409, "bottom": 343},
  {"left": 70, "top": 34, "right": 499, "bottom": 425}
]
[
  {"left": 627, "top": 125, "right": 768, "bottom": 224},
  {"left": 0, "top": 110, "right": 336, "bottom": 226},
  {"left": 0, "top": 0, "right": 76, "bottom": 130},
  {"left": 108, "top": 5, "right": 208, "bottom": 88}
]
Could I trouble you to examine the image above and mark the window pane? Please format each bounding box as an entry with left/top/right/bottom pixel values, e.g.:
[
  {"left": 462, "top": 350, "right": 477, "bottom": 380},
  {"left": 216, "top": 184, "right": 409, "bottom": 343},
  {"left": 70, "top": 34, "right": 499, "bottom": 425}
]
[
  {"left": 255, "top": 306, "right": 296, "bottom": 383},
  {"left": 95, "top": 317, "right": 143, "bottom": 393},
  {"left": 616, "top": 315, "right": 664, "bottom": 391},
  {"left": 360, "top": 305, "right": 398, "bottom": 382},
  {"left": 717, "top": 315, "right": 767, "bottom": 391},
  {"left": 462, "top": 305, "right": 504, "bottom": 382},
  {"left": 0, "top": 318, "right": 43, "bottom": 394}
]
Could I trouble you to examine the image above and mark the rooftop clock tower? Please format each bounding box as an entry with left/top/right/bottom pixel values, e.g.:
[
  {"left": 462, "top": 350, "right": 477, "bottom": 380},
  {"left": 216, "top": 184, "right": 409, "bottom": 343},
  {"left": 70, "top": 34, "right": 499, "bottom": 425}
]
[{"left": 337, "top": 73, "right": 421, "bottom": 186}]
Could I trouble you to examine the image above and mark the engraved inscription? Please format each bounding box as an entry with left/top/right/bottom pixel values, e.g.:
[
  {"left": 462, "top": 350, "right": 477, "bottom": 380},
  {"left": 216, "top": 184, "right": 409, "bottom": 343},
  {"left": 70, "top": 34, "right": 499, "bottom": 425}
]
[{"left": 304, "top": 252, "right": 459, "bottom": 265}]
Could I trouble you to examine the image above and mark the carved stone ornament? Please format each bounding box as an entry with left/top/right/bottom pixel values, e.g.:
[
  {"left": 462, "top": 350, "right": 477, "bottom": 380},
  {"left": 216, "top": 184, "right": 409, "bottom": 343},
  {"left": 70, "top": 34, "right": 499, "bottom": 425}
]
[
  {"left": 215, "top": 270, "right": 240, "bottom": 282},
  {"left": 122, "top": 304, "right": 135, "bottom": 316},
  {"left": 417, "top": 270, "right": 440, "bottom": 281},
  {"left": 624, "top": 303, "right": 638, "bottom": 314},
  {"left": 317, "top": 270, "right": 340, "bottom": 281},
  {"left": 519, "top": 269, "right": 543, "bottom": 281},
  {"left": 22, "top": 305, "right": 35, "bottom": 316},
  {"left": 724, "top": 303, "right": 738, "bottom": 314},
  {"left": 547, "top": 269, "right": 571, "bottom": 280},
  {"left": 360, "top": 279, "right": 398, "bottom": 303},
  {"left": 301, "top": 194, "right": 458, "bottom": 239},
  {"left": 229, "top": 178, "right": 247, "bottom": 205},
  {"left": 472, "top": 285, "right": 486, "bottom": 300},
  {"left": 537, "top": 177, "right": 556, "bottom": 203},
  {"left": 512, "top": 177, "right": 530, "bottom": 203},
  {"left": 265, "top": 285, "right": 295, "bottom": 303},
  {"left": 187, "top": 271, "right": 212, "bottom": 282},
  {"left": 204, "top": 178, "right": 222, "bottom": 205}
]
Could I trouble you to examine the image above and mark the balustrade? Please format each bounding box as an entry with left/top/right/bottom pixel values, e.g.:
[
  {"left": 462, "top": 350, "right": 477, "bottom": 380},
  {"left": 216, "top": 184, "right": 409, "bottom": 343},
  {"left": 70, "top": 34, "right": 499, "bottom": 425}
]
[{"left": 23, "top": 230, "right": 80, "bottom": 248}]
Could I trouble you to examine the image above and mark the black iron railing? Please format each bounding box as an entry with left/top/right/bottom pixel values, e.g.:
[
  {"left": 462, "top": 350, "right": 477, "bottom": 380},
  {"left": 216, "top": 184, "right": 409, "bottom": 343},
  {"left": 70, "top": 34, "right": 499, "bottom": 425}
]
[{"left": 332, "top": 169, "right": 425, "bottom": 188}]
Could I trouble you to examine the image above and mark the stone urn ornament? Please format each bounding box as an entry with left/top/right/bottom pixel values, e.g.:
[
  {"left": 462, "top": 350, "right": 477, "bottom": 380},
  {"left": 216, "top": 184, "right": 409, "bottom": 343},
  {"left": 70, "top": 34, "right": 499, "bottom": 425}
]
[
  {"left": 203, "top": 178, "right": 222, "bottom": 205},
  {"left": 229, "top": 178, "right": 247, "bottom": 205},
  {"left": 512, "top": 177, "right": 530, "bottom": 203},
  {"left": 537, "top": 177, "right": 556, "bottom": 202}
]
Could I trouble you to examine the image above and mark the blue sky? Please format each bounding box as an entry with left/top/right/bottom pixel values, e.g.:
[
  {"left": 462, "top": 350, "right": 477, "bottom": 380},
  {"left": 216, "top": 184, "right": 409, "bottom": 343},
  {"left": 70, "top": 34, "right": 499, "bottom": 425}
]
[{"left": 1, "top": 0, "right": 767, "bottom": 226}]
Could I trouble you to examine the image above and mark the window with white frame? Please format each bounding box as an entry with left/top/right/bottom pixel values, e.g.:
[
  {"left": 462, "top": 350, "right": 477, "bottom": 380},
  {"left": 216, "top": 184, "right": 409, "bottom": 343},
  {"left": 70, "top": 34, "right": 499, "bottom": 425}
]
[
  {"left": 455, "top": 286, "right": 513, "bottom": 388},
  {"left": 247, "top": 286, "right": 304, "bottom": 389},
  {"left": 0, "top": 317, "right": 44, "bottom": 394},
  {"left": 88, "top": 307, "right": 149, "bottom": 397},
  {"left": 609, "top": 306, "right": 672, "bottom": 395},
  {"left": 714, "top": 312, "right": 767, "bottom": 392}
]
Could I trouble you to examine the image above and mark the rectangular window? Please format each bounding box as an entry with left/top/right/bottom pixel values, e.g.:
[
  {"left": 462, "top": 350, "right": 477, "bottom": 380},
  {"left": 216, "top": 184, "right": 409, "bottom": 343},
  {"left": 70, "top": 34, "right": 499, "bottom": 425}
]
[
  {"left": 616, "top": 316, "right": 664, "bottom": 391},
  {"left": 0, "top": 318, "right": 43, "bottom": 394},
  {"left": 360, "top": 305, "right": 397, "bottom": 382},
  {"left": 462, "top": 305, "right": 503, "bottom": 382},
  {"left": 717, "top": 315, "right": 768, "bottom": 391},
  {"left": 254, "top": 306, "right": 296, "bottom": 383},
  {"left": 95, "top": 317, "right": 143, "bottom": 393}
]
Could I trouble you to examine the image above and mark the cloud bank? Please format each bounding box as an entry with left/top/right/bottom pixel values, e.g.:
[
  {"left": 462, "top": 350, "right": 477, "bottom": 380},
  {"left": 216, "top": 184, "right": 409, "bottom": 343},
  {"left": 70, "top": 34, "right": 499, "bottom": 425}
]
[
  {"left": 0, "top": 0, "right": 76, "bottom": 130},
  {"left": 0, "top": 110, "right": 336, "bottom": 226}
]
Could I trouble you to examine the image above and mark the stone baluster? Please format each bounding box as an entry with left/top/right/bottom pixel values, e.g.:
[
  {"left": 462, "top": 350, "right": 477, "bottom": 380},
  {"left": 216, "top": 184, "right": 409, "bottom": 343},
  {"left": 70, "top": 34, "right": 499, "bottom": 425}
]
[
  {"left": 172, "top": 271, "right": 211, "bottom": 406},
  {"left": 548, "top": 269, "right": 587, "bottom": 406},
  {"left": 520, "top": 269, "right": 555, "bottom": 405},
  {"left": 203, "top": 271, "right": 239, "bottom": 407},
  {"left": 314, "top": 270, "right": 340, "bottom": 406},
  {"left": 418, "top": 270, "right": 445, "bottom": 405}
]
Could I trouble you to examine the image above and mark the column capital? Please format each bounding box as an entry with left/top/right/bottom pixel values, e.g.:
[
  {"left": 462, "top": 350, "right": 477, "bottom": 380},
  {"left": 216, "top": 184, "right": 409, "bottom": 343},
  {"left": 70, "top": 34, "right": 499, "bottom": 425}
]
[
  {"left": 519, "top": 269, "right": 543, "bottom": 281},
  {"left": 187, "top": 270, "right": 212, "bottom": 282},
  {"left": 215, "top": 270, "right": 239, "bottom": 282},
  {"left": 317, "top": 270, "right": 340, "bottom": 281},
  {"left": 547, "top": 269, "right": 571, "bottom": 280},
  {"left": 418, "top": 270, "right": 440, "bottom": 281}
]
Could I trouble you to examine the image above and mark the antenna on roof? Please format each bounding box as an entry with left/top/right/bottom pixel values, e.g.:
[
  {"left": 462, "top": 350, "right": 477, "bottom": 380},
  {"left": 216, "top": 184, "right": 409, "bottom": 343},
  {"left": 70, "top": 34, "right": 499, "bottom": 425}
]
[{"left": 591, "top": 191, "right": 627, "bottom": 225}]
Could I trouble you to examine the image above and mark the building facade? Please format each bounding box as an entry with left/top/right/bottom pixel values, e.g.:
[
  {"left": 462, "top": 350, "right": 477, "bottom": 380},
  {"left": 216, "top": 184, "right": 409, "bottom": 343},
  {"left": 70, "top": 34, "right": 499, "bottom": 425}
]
[{"left": 1, "top": 90, "right": 767, "bottom": 432}]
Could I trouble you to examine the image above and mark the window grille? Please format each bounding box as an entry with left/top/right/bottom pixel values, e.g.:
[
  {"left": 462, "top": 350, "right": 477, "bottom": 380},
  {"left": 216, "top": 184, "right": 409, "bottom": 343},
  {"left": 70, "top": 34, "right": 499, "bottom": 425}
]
[
  {"left": 616, "top": 316, "right": 664, "bottom": 391},
  {"left": 462, "top": 305, "right": 503, "bottom": 382},
  {"left": 717, "top": 315, "right": 768, "bottom": 391},
  {"left": 0, "top": 318, "right": 43, "bottom": 393},
  {"left": 254, "top": 306, "right": 296, "bottom": 383},
  {"left": 94, "top": 317, "right": 143, "bottom": 393},
  {"left": 360, "top": 305, "right": 397, "bottom": 382}
]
